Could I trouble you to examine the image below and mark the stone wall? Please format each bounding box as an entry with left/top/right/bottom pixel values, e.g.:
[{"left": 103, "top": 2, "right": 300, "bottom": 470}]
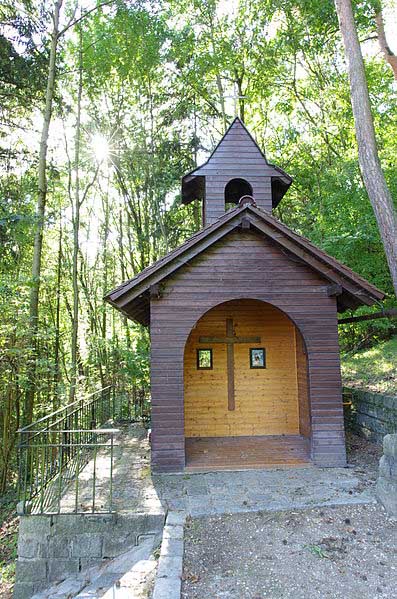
[
  {"left": 14, "top": 512, "right": 164, "bottom": 599},
  {"left": 376, "top": 434, "right": 397, "bottom": 517},
  {"left": 343, "top": 387, "right": 397, "bottom": 443}
]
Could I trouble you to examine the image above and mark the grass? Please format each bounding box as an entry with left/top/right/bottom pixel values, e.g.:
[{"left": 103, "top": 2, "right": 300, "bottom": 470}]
[
  {"left": 341, "top": 336, "right": 397, "bottom": 395},
  {"left": 0, "top": 494, "right": 18, "bottom": 599}
]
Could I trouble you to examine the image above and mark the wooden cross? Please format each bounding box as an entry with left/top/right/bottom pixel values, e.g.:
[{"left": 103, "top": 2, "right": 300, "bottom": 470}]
[{"left": 199, "top": 318, "right": 260, "bottom": 411}]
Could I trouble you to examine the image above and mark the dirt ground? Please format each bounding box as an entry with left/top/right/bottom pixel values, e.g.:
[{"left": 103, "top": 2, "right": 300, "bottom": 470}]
[
  {"left": 182, "top": 504, "right": 396, "bottom": 599},
  {"left": 345, "top": 431, "right": 383, "bottom": 472},
  {"left": 182, "top": 434, "right": 395, "bottom": 599}
]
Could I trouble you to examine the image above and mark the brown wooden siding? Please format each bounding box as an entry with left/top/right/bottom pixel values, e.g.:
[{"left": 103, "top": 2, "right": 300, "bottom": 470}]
[
  {"left": 295, "top": 329, "right": 311, "bottom": 439},
  {"left": 198, "top": 121, "right": 273, "bottom": 222},
  {"left": 150, "top": 229, "right": 347, "bottom": 472}
]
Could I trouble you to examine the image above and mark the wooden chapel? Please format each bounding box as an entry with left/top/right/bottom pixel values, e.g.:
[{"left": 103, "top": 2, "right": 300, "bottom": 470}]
[{"left": 106, "top": 118, "right": 384, "bottom": 473}]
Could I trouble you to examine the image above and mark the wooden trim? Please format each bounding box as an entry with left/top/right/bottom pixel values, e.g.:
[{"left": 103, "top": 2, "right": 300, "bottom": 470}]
[
  {"left": 196, "top": 348, "right": 213, "bottom": 370},
  {"left": 111, "top": 220, "right": 240, "bottom": 308},
  {"left": 247, "top": 215, "right": 376, "bottom": 305},
  {"left": 250, "top": 207, "right": 383, "bottom": 299},
  {"left": 249, "top": 347, "right": 266, "bottom": 369}
]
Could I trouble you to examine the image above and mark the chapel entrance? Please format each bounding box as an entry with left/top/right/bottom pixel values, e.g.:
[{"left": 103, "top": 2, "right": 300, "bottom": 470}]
[{"left": 183, "top": 299, "right": 312, "bottom": 470}]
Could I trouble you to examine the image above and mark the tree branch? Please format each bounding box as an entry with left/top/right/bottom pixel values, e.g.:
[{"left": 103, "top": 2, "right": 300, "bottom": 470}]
[
  {"left": 58, "top": 0, "right": 116, "bottom": 38},
  {"left": 375, "top": 9, "right": 397, "bottom": 79}
]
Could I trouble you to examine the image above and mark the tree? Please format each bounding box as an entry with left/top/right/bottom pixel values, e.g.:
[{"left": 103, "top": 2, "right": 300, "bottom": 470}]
[
  {"left": 24, "top": 0, "right": 118, "bottom": 420},
  {"left": 334, "top": 0, "right": 397, "bottom": 298},
  {"left": 25, "top": 0, "right": 63, "bottom": 425}
]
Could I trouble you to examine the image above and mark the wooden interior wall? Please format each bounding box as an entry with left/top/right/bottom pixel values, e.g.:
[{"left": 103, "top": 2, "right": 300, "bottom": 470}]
[
  {"left": 295, "top": 329, "right": 311, "bottom": 439},
  {"left": 184, "top": 300, "right": 299, "bottom": 437}
]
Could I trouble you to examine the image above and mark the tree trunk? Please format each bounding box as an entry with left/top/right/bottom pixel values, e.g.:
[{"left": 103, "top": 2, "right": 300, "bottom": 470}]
[
  {"left": 192, "top": 101, "right": 201, "bottom": 230},
  {"left": 25, "top": 0, "right": 63, "bottom": 425},
  {"left": 70, "top": 24, "right": 83, "bottom": 402},
  {"left": 334, "top": 0, "right": 397, "bottom": 298},
  {"left": 375, "top": 8, "right": 397, "bottom": 80},
  {"left": 101, "top": 187, "right": 109, "bottom": 340},
  {"left": 236, "top": 74, "right": 245, "bottom": 122},
  {"left": 53, "top": 215, "right": 62, "bottom": 409}
]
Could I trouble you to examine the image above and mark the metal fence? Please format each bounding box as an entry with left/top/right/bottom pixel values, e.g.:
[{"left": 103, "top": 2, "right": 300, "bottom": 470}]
[{"left": 17, "top": 386, "right": 150, "bottom": 515}]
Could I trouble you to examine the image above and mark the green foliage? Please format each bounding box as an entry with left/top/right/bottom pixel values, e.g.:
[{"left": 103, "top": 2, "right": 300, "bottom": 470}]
[
  {"left": 341, "top": 335, "right": 397, "bottom": 394},
  {"left": 0, "top": 495, "right": 18, "bottom": 596}
]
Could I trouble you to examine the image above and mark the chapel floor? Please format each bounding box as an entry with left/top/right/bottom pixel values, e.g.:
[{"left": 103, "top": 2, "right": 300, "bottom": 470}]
[{"left": 185, "top": 434, "right": 312, "bottom": 472}]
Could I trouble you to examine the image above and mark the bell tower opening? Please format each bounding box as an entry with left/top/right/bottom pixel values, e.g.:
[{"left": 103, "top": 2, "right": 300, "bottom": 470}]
[{"left": 225, "top": 178, "right": 253, "bottom": 210}]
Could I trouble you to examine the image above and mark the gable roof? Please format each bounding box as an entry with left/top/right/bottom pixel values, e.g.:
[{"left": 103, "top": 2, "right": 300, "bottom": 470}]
[
  {"left": 181, "top": 117, "right": 292, "bottom": 207},
  {"left": 105, "top": 202, "right": 385, "bottom": 326}
]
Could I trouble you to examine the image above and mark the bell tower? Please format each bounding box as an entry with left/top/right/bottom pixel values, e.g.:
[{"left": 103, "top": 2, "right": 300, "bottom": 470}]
[{"left": 181, "top": 117, "right": 292, "bottom": 226}]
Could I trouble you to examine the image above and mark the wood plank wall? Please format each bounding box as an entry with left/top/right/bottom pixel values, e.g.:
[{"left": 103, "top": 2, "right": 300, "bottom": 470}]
[
  {"left": 184, "top": 299, "right": 300, "bottom": 437},
  {"left": 295, "top": 329, "right": 311, "bottom": 440},
  {"left": 199, "top": 120, "right": 273, "bottom": 223},
  {"left": 150, "top": 228, "right": 347, "bottom": 472}
]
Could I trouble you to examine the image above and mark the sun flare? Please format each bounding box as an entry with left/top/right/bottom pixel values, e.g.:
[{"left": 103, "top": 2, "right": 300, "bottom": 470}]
[{"left": 92, "top": 133, "right": 110, "bottom": 162}]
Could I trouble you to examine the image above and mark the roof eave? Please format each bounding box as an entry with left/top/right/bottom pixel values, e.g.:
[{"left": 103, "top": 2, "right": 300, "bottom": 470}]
[{"left": 106, "top": 203, "right": 385, "bottom": 318}]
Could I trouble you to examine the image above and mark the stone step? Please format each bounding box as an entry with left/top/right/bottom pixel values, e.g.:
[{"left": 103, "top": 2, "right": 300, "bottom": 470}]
[{"left": 152, "top": 512, "right": 186, "bottom": 599}]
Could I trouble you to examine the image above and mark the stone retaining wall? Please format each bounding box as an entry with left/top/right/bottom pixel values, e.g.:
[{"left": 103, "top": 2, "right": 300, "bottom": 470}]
[
  {"left": 14, "top": 512, "right": 164, "bottom": 599},
  {"left": 343, "top": 387, "right": 397, "bottom": 443}
]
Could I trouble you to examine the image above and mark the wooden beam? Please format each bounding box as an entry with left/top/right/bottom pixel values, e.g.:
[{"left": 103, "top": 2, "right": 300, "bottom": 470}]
[
  {"left": 241, "top": 217, "right": 251, "bottom": 230},
  {"left": 327, "top": 284, "right": 343, "bottom": 297},
  {"left": 338, "top": 308, "right": 397, "bottom": 324},
  {"left": 150, "top": 284, "right": 161, "bottom": 299},
  {"left": 199, "top": 336, "right": 261, "bottom": 344}
]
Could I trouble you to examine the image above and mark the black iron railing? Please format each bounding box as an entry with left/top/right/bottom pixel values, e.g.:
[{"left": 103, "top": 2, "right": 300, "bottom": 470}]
[{"left": 17, "top": 386, "right": 150, "bottom": 515}]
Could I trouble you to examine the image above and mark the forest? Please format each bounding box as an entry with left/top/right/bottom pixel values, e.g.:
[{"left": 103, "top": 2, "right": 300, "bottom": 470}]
[{"left": 0, "top": 0, "right": 396, "bottom": 497}]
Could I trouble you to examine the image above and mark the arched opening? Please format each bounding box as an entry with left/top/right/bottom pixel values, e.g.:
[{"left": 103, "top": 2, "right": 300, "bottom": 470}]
[
  {"left": 224, "top": 178, "right": 253, "bottom": 210},
  {"left": 183, "top": 299, "right": 311, "bottom": 470}
]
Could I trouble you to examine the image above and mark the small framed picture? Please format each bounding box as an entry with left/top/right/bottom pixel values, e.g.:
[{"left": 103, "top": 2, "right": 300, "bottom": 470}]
[
  {"left": 197, "top": 348, "right": 213, "bottom": 370},
  {"left": 250, "top": 348, "right": 266, "bottom": 369}
]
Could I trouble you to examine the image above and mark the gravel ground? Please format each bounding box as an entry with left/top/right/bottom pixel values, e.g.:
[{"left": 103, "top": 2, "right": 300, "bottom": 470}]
[
  {"left": 182, "top": 434, "right": 395, "bottom": 599},
  {"left": 182, "top": 504, "right": 397, "bottom": 599}
]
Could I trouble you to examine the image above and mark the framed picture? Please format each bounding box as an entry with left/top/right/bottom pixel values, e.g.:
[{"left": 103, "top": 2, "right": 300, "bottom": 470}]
[
  {"left": 250, "top": 347, "right": 266, "bottom": 369},
  {"left": 197, "top": 348, "right": 213, "bottom": 370}
]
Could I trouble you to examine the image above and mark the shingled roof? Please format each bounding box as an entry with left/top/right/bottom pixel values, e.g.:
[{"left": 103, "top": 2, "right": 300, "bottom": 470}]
[{"left": 105, "top": 202, "right": 384, "bottom": 326}]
